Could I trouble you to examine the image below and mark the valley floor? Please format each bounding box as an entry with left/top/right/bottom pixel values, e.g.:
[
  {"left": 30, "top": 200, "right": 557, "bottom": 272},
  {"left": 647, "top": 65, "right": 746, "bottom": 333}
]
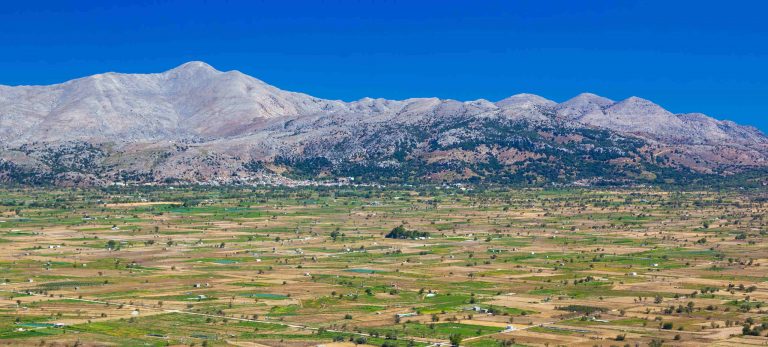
[{"left": 0, "top": 186, "right": 766, "bottom": 346}]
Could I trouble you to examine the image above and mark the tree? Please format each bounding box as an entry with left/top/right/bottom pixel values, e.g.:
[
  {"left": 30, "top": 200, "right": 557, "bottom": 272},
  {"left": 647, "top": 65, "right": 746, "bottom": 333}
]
[
  {"left": 449, "top": 333, "right": 462, "bottom": 347},
  {"left": 385, "top": 225, "right": 429, "bottom": 240}
]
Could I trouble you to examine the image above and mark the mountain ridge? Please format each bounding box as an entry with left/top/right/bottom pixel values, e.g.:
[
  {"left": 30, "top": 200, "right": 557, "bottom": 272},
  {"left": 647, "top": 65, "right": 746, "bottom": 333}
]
[{"left": 0, "top": 62, "right": 766, "bottom": 186}]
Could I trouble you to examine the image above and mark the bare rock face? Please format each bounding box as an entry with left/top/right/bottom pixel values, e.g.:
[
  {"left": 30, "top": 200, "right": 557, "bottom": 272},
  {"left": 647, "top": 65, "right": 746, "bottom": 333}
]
[
  {"left": 0, "top": 61, "right": 765, "bottom": 185},
  {"left": 496, "top": 93, "right": 557, "bottom": 109},
  {"left": 556, "top": 93, "right": 614, "bottom": 121},
  {"left": 579, "top": 96, "right": 685, "bottom": 139},
  {"left": 0, "top": 61, "right": 346, "bottom": 144}
]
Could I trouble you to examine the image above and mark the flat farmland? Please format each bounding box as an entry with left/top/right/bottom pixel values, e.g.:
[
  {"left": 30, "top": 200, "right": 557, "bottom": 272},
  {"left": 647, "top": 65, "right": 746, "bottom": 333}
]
[{"left": 0, "top": 187, "right": 767, "bottom": 347}]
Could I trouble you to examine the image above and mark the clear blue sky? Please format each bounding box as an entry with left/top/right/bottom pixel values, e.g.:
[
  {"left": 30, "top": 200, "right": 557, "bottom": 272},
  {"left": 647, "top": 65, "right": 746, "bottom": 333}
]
[{"left": 1, "top": 0, "right": 766, "bottom": 131}]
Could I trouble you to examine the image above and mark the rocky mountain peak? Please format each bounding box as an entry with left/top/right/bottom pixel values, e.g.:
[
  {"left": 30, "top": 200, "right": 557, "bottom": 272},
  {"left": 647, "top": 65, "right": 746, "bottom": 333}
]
[
  {"left": 167, "top": 61, "right": 218, "bottom": 73},
  {"left": 608, "top": 96, "right": 672, "bottom": 116},
  {"left": 561, "top": 93, "right": 614, "bottom": 107},
  {"left": 556, "top": 93, "right": 614, "bottom": 120},
  {"left": 496, "top": 93, "right": 556, "bottom": 109}
]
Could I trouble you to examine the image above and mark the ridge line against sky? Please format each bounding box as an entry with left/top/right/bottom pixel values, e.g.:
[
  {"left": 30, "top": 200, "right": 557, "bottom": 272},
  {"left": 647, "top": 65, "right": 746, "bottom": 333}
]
[{"left": 0, "top": 0, "right": 766, "bottom": 131}]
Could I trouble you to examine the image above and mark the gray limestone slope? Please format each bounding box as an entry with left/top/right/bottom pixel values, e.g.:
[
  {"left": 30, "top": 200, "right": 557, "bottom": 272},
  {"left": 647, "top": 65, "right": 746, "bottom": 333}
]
[{"left": 0, "top": 61, "right": 766, "bottom": 184}]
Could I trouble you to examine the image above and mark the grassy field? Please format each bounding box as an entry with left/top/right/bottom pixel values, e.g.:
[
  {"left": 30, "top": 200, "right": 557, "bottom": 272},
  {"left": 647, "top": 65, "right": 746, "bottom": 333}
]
[{"left": 0, "top": 186, "right": 767, "bottom": 346}]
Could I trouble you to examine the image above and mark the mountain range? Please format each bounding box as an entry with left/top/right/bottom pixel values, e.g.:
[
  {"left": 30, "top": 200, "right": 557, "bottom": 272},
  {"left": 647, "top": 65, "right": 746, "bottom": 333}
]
[{"left": 1, "top": 61, "right": 766, "bottom": 186}]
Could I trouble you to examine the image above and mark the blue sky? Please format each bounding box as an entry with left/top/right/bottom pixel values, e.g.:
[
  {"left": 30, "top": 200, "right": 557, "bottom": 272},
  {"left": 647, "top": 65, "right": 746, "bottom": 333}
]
[{"left": 1, "top": 0, "right": 766, "bottom": 131}]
